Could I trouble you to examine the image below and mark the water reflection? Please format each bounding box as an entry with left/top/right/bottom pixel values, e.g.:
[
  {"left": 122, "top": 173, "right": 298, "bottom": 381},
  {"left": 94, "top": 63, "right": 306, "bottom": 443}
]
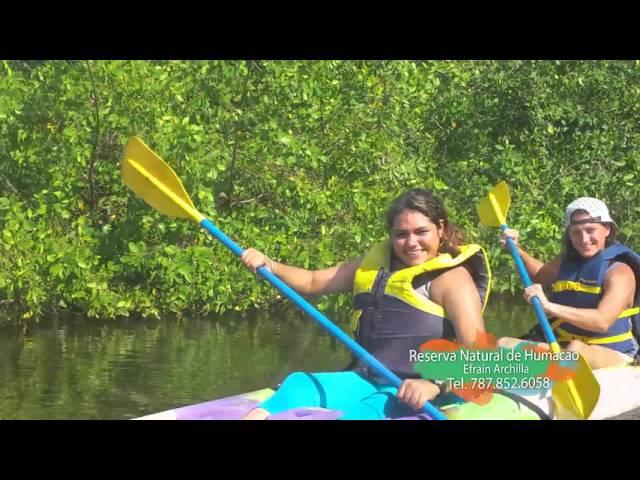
[{"left": 0, "top": 296, "right": 535, "bottom": 419}]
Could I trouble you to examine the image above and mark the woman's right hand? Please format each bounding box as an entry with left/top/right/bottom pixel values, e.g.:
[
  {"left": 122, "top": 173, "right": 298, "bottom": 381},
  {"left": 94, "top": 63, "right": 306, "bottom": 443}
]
[
  {"left": 240, "top": 248, "right": 272, "bottom": 274},
  {"left": 500, "top": 228, "right": 520, "bottom": 250},
  {"left": 397, "top": 379, "right": 441, "bottom": 410}
]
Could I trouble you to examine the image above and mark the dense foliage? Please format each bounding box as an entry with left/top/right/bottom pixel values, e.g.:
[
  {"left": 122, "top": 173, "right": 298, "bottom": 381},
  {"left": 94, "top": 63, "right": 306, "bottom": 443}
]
[{"left": 2, "top": 60, "right": 640, "bottom": 324}]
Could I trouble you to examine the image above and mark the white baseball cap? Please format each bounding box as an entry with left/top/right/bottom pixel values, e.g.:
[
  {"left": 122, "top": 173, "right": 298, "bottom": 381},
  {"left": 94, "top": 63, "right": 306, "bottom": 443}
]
[{"left": 564, "top": 197, "right": 616, "bottom": 228}]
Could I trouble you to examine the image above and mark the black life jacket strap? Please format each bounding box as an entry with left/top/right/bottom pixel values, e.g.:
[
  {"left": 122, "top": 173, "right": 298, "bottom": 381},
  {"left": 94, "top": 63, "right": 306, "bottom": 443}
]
[{"left": 493, "top": 389, "right": 552, "bottom": 420}]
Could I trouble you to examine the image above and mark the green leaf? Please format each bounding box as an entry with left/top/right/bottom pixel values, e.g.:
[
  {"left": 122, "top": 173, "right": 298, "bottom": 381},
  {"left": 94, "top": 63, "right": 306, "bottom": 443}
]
[
  {"left": 278, "top": 135, "right": 292, "bottom": 146},
  {"left": 433, "top": 179, "right": 449, "bottom": 190},
  {"left": 2, "top": 230, "right": 13, "bottom": 244},
  {"left": 49, "top": 264, "right": 64, "bottom": 277},
  {"left": 17, "top": 238, "right": 34, "bottom": 250},
  {"left": 62, "top": 126, "right": 77, "bottom": 137}
]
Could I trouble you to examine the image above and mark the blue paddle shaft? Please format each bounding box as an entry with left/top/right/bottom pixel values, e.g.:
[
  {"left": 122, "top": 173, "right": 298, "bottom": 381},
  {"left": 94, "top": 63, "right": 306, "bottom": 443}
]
[
  {"left": 500, "top": 224, "right": 557, "bottom": 344},
  {"left": 200, "top": 218, "right": 447, "bottom": 420}
]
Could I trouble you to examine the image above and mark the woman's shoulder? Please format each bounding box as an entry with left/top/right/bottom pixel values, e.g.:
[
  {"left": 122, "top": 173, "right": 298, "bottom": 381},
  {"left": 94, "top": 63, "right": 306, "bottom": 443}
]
[
  {"left": 606, "top": 261, "right": 636, "bottom": 281},
  {"left": 431, "top": 264, "right": 475, "bottom": 288},
  {"left": 429, "top": 264, "right": 482, "bottom": 311}
]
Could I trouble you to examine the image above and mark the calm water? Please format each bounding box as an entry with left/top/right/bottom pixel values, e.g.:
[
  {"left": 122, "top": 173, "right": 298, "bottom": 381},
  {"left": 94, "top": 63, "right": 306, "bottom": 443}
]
[{"left": 0, "top": 296, "right": 536, "bottom": 419}]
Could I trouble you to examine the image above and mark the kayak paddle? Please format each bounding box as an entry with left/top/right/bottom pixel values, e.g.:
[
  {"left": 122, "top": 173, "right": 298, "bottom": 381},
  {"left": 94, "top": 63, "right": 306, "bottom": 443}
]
[{"left": 121, "top": 136, "right": 448, "bottom": 420}]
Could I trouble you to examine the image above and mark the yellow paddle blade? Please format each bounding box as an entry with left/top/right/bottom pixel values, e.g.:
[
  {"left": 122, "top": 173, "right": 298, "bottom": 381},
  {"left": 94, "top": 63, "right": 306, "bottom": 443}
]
[
  {"left": 477, "top": 181, "right": 511, "bottom": 227},
  {"left": 121, "top": 137, "right": 204, "bottom": 223},
  {"left": 551, "top": 354, "right": 600, "bottom": 419}
]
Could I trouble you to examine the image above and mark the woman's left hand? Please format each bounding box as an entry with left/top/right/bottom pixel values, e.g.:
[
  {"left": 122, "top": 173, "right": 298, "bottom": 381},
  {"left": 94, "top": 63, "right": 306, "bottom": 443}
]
[
  {"left": 397, "top": 379, "right": 441, "bottom": 410},
  {"left": 523, "top": 284, "right": 550, "bottom": 311}
]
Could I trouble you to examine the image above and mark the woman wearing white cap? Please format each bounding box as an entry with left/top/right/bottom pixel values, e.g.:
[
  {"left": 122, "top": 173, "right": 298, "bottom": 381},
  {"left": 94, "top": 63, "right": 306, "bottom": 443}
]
[{"left": 498, "top": 197, "right": 640, "bottom": 369}]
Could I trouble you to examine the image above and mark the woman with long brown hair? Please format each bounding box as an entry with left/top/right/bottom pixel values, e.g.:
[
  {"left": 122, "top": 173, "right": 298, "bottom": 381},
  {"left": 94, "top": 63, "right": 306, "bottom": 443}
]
[
  {"left": 239, "top": 189, "right": 491, "bottom": 419},
  {"left": 498, "top": 197, "right": 640, "bottom": 370}
]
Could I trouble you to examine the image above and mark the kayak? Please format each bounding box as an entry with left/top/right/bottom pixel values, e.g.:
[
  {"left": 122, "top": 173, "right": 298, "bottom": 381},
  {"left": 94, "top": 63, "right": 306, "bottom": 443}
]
[{"left": 135, "top": 364, "right": 640, "bottom": 420}]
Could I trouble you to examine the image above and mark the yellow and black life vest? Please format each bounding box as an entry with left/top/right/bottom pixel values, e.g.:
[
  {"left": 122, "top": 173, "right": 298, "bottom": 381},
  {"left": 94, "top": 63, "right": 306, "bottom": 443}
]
[
  {"left": 550, "top": 242, "right": 640, "bottom": 354},
  {"left": 349, "top": 239, "right": 491, "bottom": 379}
]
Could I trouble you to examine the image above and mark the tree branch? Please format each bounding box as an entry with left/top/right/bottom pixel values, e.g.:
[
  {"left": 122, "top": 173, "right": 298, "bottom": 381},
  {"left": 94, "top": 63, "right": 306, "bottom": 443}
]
[
  {"left": 224, "top": 61, "right": 252, "bottom": 209},
  {"left": 2, "top": 174, "right": 20, "bottom": 197},
  {"left": 540, "top": 158, "right": 586, "bottom": 197},
  {"left": 85, "top": 61, "right": 101, "bottom": 211}
]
